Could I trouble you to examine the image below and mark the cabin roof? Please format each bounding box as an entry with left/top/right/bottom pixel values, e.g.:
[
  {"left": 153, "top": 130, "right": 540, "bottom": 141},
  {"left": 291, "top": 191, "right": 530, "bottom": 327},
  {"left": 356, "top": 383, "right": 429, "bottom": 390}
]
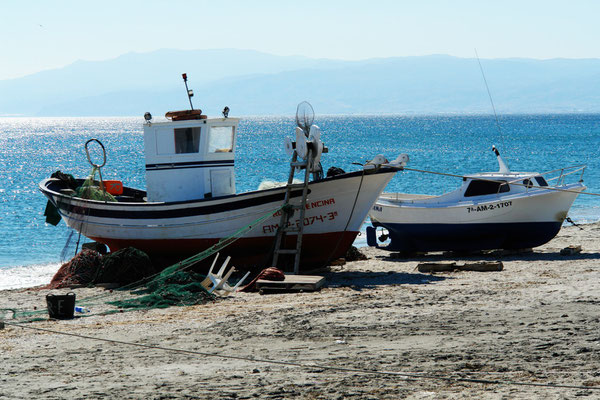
[
  {"left": 465, "top": 171, "right": 541, "bottom": 180},
  {"left": 147, "top": 117, "right": 240, "bottom": 127}
]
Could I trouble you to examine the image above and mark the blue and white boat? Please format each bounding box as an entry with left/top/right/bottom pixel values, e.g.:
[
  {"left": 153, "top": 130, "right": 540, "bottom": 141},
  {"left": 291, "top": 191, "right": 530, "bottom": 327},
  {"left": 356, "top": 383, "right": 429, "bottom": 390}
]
[{"left": 367, "top": 147, "right": 586, "bottom": 252}]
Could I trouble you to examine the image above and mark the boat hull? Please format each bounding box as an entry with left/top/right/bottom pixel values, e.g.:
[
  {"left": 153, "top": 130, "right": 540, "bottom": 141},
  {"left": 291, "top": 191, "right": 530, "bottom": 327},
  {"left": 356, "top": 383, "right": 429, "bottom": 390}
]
[
  {"left": 369, "top": 183, "right": 585, "bottom": 252},
  {"left": 41, "top": 169, "right": 395, "bottom": 268}
]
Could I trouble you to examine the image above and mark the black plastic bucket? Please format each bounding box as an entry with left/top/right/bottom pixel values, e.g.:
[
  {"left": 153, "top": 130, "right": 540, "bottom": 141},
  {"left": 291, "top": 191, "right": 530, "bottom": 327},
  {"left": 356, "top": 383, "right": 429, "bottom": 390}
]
[{"left": 46, "top": 292, "right": 76, "bottom": 320}]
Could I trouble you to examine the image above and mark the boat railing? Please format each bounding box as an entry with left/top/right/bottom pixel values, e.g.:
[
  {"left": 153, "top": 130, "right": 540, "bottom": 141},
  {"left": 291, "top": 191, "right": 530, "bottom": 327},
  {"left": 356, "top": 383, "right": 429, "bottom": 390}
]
[
  {"left": 498, "top": 164, "right": 586, "bottom": 194},
  {"left": 542, "top": 164, "right": 586, "bottom": 187}
]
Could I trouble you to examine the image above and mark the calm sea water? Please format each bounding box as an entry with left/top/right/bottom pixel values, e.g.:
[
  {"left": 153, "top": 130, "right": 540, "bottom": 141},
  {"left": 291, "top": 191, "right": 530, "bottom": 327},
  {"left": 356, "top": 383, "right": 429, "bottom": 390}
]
[{"left": 1, "top": 114, "right": 599, "bottom": 288}]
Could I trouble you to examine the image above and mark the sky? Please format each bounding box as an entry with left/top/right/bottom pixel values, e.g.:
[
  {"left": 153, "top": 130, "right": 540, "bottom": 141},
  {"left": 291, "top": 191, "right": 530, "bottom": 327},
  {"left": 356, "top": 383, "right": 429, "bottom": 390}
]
[{"left": 1, "top": 0, "right": 600, "bottom": 80}]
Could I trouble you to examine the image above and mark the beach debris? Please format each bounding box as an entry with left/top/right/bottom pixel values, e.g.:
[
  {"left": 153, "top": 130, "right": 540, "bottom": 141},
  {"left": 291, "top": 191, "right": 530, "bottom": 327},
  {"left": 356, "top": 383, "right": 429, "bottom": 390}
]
[
  {"left": 458, "top": 261, "right": 504, "bottom": 272},
  {"left": 488, "top": 248, "right": 533, "bottom": 257},
  {"left": 345, "top": 246, "right": 368, "bottom": 261},
  {"left": 0, "top": 321, "right": 4, "bottom": 330},
  {"left": 418, "top": 261, "right": 504, "bottom": 273},
  {"left": 560, "top": 245, "right": 582, "bottom": 255},
  {"left": 329, "top": 258, "right": 346, "bottom": 266},
  {"left": 239, "top": 267, "right": 285, "bottom": 292},
  {"left": 200, "top": 254, "right": 250, "bottom": 296},
  {"left": 255, "top": 275, "right": 326, "bottom": 294},
  {"left": 417, "top": 262, "right": 457, "bottom": 273},
  {"left": 46, "top": 292, "right": 76, "bottom": 320}
]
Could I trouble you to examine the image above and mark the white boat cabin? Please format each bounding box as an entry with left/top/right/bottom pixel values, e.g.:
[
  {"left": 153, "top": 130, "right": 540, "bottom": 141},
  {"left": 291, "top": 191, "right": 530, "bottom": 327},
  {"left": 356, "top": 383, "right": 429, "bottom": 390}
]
[
  {"left": 143, "top": 116, "right": 239, "bottom": 202},
  {"left": 380, "top": 171, "right": 550, "bottom": 205},
  {"left": 460, "top": 172, "right": 548, "bottom": 198}
]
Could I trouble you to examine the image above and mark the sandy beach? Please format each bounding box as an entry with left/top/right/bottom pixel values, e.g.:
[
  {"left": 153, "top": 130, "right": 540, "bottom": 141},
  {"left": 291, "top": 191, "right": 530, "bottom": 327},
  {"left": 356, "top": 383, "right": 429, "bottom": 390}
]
[{"left": 2, "top": 223, "right": 600, "bottom": 399}]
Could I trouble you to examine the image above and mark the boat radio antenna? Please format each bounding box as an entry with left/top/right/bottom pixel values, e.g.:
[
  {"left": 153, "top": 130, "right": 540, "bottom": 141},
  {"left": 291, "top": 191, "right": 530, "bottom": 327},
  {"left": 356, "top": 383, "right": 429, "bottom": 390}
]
[
  {"left": 182, "top": 73, "right": 195, "bottom": 110},
  {"left": 475, "top": 49, "right": 505, "bottom": 152}
]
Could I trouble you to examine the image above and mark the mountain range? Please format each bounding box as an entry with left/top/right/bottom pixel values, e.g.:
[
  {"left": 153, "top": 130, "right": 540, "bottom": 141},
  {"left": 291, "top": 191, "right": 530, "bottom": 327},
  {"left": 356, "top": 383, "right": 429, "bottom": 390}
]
[{"left": 2, "top": 49, "right": 600, "bottom": 116}]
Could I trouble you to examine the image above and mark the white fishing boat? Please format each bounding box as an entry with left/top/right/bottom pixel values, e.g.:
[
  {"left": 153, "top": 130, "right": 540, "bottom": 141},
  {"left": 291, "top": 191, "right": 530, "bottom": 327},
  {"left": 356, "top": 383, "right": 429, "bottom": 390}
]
[
  {"left": 367, "top": 147, "right": 586, "bottom": 252},
  {"left": 39, "top": 80, "right": 406, "bottom": 269}
]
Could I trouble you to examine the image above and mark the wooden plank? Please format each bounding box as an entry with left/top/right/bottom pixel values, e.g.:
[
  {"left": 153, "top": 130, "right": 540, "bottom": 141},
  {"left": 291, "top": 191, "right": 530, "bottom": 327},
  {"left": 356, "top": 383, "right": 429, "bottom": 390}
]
[{"left": 256, "top": 275, "right": 325, "bottom": 293}]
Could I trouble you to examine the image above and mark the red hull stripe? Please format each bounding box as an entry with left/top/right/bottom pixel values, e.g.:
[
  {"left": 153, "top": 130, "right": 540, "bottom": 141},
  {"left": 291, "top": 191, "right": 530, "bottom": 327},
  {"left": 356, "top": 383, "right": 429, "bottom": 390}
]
[{"left": 90, "top": 231, "right": 359, "bottom": 269}]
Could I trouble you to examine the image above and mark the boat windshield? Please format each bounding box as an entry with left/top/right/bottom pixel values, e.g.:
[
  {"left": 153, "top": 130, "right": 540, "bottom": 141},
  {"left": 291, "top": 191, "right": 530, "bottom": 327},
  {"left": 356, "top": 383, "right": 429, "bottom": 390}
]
[{"left": 464, "top": 179, "right": 510, "bottom": 197}]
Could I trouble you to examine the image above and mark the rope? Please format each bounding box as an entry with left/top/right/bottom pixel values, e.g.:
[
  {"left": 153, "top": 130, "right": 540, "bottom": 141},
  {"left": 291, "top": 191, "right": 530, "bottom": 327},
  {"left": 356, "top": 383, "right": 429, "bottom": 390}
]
[
  {"left": 3, "top": 321, "right": 599, "bottom": 391},
  {"left": 565, "top": 216, "right": 585, "bottom": 231}
]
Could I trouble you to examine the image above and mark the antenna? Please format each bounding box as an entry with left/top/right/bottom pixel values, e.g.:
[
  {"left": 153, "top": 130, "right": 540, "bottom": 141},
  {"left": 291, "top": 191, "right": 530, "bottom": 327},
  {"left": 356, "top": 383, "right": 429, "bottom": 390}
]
[
  {"left": 475, "top": 49, "right": 505, "bottom": 151},
  {"left": 182, "top": 73, "right": 194, "bottom": 110}
]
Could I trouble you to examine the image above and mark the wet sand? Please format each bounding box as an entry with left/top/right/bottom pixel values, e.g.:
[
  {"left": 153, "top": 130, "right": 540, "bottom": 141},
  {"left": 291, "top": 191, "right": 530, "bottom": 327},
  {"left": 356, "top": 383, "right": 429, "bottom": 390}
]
[{"left": 2, "top": 223, "right": 600, "bottom": 399}]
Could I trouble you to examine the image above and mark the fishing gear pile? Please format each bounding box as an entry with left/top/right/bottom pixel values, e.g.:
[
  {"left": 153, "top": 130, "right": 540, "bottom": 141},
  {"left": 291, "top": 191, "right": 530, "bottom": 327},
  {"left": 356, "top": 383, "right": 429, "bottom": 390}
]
[{"left": 48, "top": 247, "right": 154, "bottom": 288}]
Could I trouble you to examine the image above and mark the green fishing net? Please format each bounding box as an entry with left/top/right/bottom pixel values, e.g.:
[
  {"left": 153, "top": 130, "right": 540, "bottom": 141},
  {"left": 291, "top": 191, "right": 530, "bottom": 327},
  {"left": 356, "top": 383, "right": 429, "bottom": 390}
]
[
  {"left": 108, "top": 265, "right": 214, "bottom": 309},
  {"left": 75, "top": 167, "right": 116, "bottom": 202}
]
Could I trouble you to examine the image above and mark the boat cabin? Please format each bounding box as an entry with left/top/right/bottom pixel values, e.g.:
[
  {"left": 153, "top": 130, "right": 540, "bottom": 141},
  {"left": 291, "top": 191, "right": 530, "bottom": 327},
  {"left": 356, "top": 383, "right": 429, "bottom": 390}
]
[
  {"left": 461, "top": 172, "right": 548, "bottom": 198},
  {"left": 143, "top": 116, "right": 239, "bottom": 202}
]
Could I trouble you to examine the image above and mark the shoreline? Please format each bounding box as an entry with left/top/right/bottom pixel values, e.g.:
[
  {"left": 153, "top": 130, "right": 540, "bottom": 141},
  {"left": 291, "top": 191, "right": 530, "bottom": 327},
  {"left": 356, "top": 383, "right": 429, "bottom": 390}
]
[{"left": 2, "top": 223, "right": 600, "bottom": 398}]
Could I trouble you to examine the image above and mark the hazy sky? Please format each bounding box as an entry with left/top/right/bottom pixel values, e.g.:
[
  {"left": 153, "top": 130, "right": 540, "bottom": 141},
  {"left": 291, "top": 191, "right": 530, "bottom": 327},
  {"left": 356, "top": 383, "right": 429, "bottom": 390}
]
[{"left": 2, "top": 0, "right": 599, "bottom": 80}]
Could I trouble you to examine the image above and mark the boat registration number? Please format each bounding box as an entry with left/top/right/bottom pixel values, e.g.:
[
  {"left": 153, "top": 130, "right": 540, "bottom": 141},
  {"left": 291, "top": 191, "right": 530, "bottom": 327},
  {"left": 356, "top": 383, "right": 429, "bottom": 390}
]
[{"left": 467, "top": 201, "right": 512, "bottom": 213}]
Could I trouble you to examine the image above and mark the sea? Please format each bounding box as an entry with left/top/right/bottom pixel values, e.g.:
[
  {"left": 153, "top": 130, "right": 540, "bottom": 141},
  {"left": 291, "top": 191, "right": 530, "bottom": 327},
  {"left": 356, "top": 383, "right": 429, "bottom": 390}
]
[{"left": 1, "top": 114, "right": 599, "bottom": 290}]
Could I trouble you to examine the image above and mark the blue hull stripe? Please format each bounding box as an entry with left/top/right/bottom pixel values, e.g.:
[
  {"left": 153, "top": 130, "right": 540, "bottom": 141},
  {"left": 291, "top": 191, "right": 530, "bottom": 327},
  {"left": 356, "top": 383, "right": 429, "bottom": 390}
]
[
  {"left": 372, "top": 221, "right": 563, "bottom": 251},
  {"left": 146, "top": 160, "right": 234, "bottom": 171}
]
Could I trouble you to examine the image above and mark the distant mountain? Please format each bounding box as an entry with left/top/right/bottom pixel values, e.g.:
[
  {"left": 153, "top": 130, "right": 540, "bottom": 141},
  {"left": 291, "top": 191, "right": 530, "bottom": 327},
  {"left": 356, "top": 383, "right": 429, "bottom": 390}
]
[{"left": 2, "top": 50, "right": 600, "bottom": 116}]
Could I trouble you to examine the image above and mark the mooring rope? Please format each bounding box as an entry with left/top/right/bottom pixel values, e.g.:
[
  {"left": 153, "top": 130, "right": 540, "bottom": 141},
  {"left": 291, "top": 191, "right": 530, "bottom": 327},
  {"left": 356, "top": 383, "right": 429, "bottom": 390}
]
[{"left": 3, "top": 321, "right": 599, "bottom": 392}]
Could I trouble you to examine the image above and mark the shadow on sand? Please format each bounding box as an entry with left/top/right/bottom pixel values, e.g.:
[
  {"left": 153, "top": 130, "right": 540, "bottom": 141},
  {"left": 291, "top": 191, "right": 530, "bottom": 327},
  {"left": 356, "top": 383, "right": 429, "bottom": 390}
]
[
  {"left": 325, "top": 270, "right": 447, "bottom": 290},
  {"left": 374, "top": 250, "right": 600, "bottom": 263}
]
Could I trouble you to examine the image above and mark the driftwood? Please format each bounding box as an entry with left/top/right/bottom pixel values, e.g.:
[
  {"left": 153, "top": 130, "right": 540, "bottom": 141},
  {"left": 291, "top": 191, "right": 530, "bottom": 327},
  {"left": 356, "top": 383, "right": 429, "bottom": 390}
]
[
  {"left": 488, "top": 248, "right": 533, "bottom": 257},
  {"left": 417, "top": 262, "right": 457, "bottom": 273},
  {"left": 417, "top": 261, "right": 504, "bottom": 273},
  {"left": 458, "top": 261, "right": 504, "bottom": 272}
]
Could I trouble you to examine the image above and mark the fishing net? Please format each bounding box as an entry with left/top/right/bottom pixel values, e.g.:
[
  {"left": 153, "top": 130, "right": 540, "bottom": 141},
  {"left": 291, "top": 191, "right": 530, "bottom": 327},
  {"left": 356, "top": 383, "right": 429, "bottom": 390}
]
[
  {"left": 108, "top": 269, "right": 214, "bottom": 309},
  {"left": 105, "top": 206, "right": 284, "bottom": 310},
  {"left": 50, "top": 170, "right": 78, "bottom": 190},
  {"left": 47, "top": 249, "right": 103, "bottom": 289},
  {"left": 76, "top": 167, "right": 116, "bottom": 202},
  {"left": 98, "top": 247, "right": 154, "bottom": 284}
]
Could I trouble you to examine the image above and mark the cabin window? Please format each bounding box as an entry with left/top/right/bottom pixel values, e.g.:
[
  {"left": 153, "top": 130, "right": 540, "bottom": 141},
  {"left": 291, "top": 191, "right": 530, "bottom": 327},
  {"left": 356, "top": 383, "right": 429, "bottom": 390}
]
[
  {"left": 523, "top": 179, "right": 534, "bottom": 188},
  {"left": 464, "top": 179, "right": 510, "bottom": 197},
  {"left": 535, "top": 176, "right": 548, "bottom": 186},
  {"left": 208, "top": 126, "right": 234, "bottom": 153},
  {"left": 174, "top": 127, "right": 201, "bottom": 153}
]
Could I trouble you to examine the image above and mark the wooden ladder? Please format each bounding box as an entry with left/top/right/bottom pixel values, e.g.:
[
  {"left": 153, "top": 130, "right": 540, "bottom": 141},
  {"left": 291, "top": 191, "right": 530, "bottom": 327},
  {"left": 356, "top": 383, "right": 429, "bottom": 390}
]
[{"left": 271, "top": 147, "right": 313, "bottom": 274}]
